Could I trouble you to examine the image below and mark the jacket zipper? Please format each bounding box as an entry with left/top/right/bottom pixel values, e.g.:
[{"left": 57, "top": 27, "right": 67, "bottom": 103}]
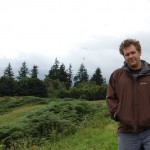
[{"left": 133, "top": 79, "right": 139, "bottom": 132}]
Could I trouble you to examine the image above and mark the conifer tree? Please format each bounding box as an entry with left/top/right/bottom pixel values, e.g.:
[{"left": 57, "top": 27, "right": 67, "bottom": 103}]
[
  {"left": 0, "top": 63, "right": 16, "bottom": 96},
  {"left": 74, "top": 63, "right": 89, "bottom": 86},
  {"left": 47, "top": 58, "right": 60, "bottom": 80},
  {"left": 90, "top": 67, "right": 104, "bottom": 85},
  {"left": 3, "top": 63, "right": 14, "bottom": 78},
  {"left": 66, "top": 63, "right": 73, "bottom": 88},
  {"left": 0, "top": 76, "right": 16, "bottom": 96},
  {"left": 31, "top": 65, "right": 38, "bottom": 78},
  {"left": 59, "top": 63, "right": 68, "bottom": 83},
  {"left": 18, "top": 61, "right": 29, "bottom": 79}
]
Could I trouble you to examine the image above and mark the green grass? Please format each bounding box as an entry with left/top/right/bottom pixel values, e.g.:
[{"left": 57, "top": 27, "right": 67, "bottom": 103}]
[
  {"left": 40, "top": 125, "right": 117, "bottom": 150},
  {"left": 0, "top": 97, "right": 118, "bottom": 150},
  {"left": 37, "top": 101, "right": 118, "bottom": 150},
  {"left": 0, "top": 104, "right": 46, "bottom": 126}
]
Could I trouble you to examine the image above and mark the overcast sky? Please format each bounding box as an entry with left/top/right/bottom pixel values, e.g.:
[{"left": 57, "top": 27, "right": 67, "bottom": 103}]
[{"left": 0, "top": 0, "right": 150, "bottom": 81}]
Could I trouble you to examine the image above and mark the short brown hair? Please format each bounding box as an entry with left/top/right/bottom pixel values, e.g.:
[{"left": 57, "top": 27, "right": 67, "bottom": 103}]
[{"left": 119, "top": 39, "right": 141, "bottom": 55}]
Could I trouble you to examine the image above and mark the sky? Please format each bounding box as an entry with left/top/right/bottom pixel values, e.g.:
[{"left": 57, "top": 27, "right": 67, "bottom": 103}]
[{"left": 0, "top": 0, "right": 150, "bottom": 81}]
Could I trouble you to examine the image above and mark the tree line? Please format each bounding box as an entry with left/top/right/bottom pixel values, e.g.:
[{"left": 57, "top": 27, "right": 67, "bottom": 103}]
[{"left": 0, "top": 58, "right": 107, "bottom": 100}]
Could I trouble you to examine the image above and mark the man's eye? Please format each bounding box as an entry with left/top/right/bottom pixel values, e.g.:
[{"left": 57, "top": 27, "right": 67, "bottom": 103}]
[{"left": 125, "top": 54, "right": 129, "bottom": 57}]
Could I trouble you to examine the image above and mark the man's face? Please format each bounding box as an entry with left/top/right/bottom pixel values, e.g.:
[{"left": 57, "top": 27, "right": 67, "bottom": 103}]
[{"left": 122, "top": 44, "right": 141, "bottom": 70}]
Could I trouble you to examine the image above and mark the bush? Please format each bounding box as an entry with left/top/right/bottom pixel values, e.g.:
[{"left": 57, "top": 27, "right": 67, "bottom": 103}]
[
  {"left": 0, "top": 99, "right": 101, "bottom": 149},
  {"left": 0, "top": 77, "right": 16, "bottom": 96},
  {"left": 0, "top": 96, "right": 50, "bottom": 115},
  {"left": 16, "top": 78, "right": 48, "bottom": 97},
  {"left": 69, "top": 81, "right": 107, "bottom": 100}
]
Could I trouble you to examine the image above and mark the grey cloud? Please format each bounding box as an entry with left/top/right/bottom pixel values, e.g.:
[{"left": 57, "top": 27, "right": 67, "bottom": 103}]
[{"left": 0, "top": 33, "right": 150, "bottom": 81}]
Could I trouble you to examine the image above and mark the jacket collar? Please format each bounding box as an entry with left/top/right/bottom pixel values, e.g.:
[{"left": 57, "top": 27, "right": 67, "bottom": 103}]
[{"left": 122, "top": 60, "right": 150, "bottom": 77}]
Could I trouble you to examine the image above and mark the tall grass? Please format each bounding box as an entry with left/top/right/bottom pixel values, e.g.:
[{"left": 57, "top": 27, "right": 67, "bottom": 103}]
[
  {"left": 38, "top": 101, "right": 118, "bottom": 150},
  {"left": 39, "top": 124, "right": 118, "bottom": 150},
  {"left": 0, "top": 97, "right": 118, "bottom": 150},
  {"left": 0, "top": 105, "right": 46, "bottom": 125}
]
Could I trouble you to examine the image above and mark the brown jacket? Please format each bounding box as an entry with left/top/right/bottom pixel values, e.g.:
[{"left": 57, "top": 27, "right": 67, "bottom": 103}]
[{"left": 106, "top": 60, "right": 150, "bottom": 133}]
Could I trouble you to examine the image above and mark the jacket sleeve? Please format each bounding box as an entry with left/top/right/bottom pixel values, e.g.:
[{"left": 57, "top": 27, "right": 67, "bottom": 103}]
[{"left": 106, "top": 73, "right": 119, "bottom": 122}]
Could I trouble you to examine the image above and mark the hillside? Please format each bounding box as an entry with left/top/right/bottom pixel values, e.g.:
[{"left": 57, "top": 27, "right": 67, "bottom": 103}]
[{"left": 0, "top": 97, "right": 117, "bottom": 150}]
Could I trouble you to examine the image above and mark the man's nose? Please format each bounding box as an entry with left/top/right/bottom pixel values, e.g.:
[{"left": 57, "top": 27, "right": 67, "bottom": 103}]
[{"left": 129, "top": 53, "right": 133, "bottom": 58}]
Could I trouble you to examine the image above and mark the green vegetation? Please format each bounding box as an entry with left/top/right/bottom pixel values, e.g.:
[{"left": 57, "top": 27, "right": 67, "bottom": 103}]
[
  {"left": 0, "top": 59, "right": 107, "bottom": 100},
  {"left": 0, "top": 97, "right": 118, "bottom": 150},
  {"left": 39, "top": 101, "right": 118, "bottom": 150}
]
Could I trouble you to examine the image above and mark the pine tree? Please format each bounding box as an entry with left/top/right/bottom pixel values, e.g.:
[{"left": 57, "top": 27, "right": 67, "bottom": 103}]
[
  {"left": 74, "top": 63, "right": 89, "bottom": 86},
  {"left": 47, "top": 58, "right": 60, "bottom": 80},
  {"left": 0, "top": 76, "right": 16, "bottom": 96},
  {"left": 31, "top": 65, "right": 38, "bottom": 78},
  {"left": 90, "top": 67, "right": 104, "bottom": 85},
  {"left": 59, "top": 63, "right": 68, "bottom": 83},
  {"left": 3, "top": 63, "right": 14, "bottom": 78},
  {"left": 18, "top": 61, "right": 29, "bottom": 79},
  {"left": 66, "top": 63, "right": 73, "bottom": 88}
]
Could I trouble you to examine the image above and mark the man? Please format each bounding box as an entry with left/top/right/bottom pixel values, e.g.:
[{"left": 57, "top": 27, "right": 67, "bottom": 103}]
[{"left": 106, "top": 39, "right": 150, "bottom": 150}]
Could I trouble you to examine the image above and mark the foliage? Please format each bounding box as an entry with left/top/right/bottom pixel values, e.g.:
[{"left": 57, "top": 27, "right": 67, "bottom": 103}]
[
  {"left": 18, "top": 61, "right": 29, "bottom": 79},
  {"left": 0, "top": 60, "right": 107, "bottom": 99},
  {"left": 16, "top": 78, "right": 48, "bottom": 97},
  {"left": 66, "top": 63, "right": 73, "bottom": 89},
  {"left": 40, "top": 101, "right": 118, "bottom": 150},
  {"left": 0, "top": 77, "right": 16, "bottom": 96},
  {"left": 46, "top": 59, "right": 72, "bottom": 89},
  {"left": 0, "top": 97, "right": 101, "bottom": 149},
  {"left": 90, "top": 67, "right": 105, "bottom": 85},
  {"left": 30, "top": 65, "right": 38, "bottom": 78},
  {"left": 44, "top": 77, "right": 68, "bottom": 98},
  {"left": 0, "top": 96, "right": 49, "bottom": 114},
  {"left": 58, "top": 63, "right": 68, "bottom": 83},
  {"left": 69, "top": 81, "right": 107, "bottom": 100},
  {"left": 47, "top": 58, "right": 60, "bottom": 80},
  {"left": 74, "top": 63, "right": 89, "bottom": 86},
  {"left": 3, "top": 63, "right": 14, "bottom": 79}
]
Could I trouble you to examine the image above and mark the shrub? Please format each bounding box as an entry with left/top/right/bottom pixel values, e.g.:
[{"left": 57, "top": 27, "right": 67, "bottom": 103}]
[
  {"left": 69, "top": 81, "right": 107, "bottom": 100},
  {"left": 0, "top": 99, "right": 101, "bottom": 149}
]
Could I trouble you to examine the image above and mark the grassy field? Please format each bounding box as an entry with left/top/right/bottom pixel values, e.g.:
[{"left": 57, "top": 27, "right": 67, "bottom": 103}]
[
  {"left": 39, "top": 115, "right": 118, "bottom": 150},
  {"left": 0, "top": 97, "right": 118, "bottom": 150},
  {"left": 38, "top": 101, "right": 118, "bottom": 150},
  {"left": 0, "top": 104, "right": 46, "bottom": 126}
]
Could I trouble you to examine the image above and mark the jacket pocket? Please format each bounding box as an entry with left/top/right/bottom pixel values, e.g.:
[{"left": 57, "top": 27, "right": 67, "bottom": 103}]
[
  {"left": 138, "top": 109, "right": 150, "bottom": 127},
  {"left": 117, "top": 103, "right": 134, "bottom": 125}
]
